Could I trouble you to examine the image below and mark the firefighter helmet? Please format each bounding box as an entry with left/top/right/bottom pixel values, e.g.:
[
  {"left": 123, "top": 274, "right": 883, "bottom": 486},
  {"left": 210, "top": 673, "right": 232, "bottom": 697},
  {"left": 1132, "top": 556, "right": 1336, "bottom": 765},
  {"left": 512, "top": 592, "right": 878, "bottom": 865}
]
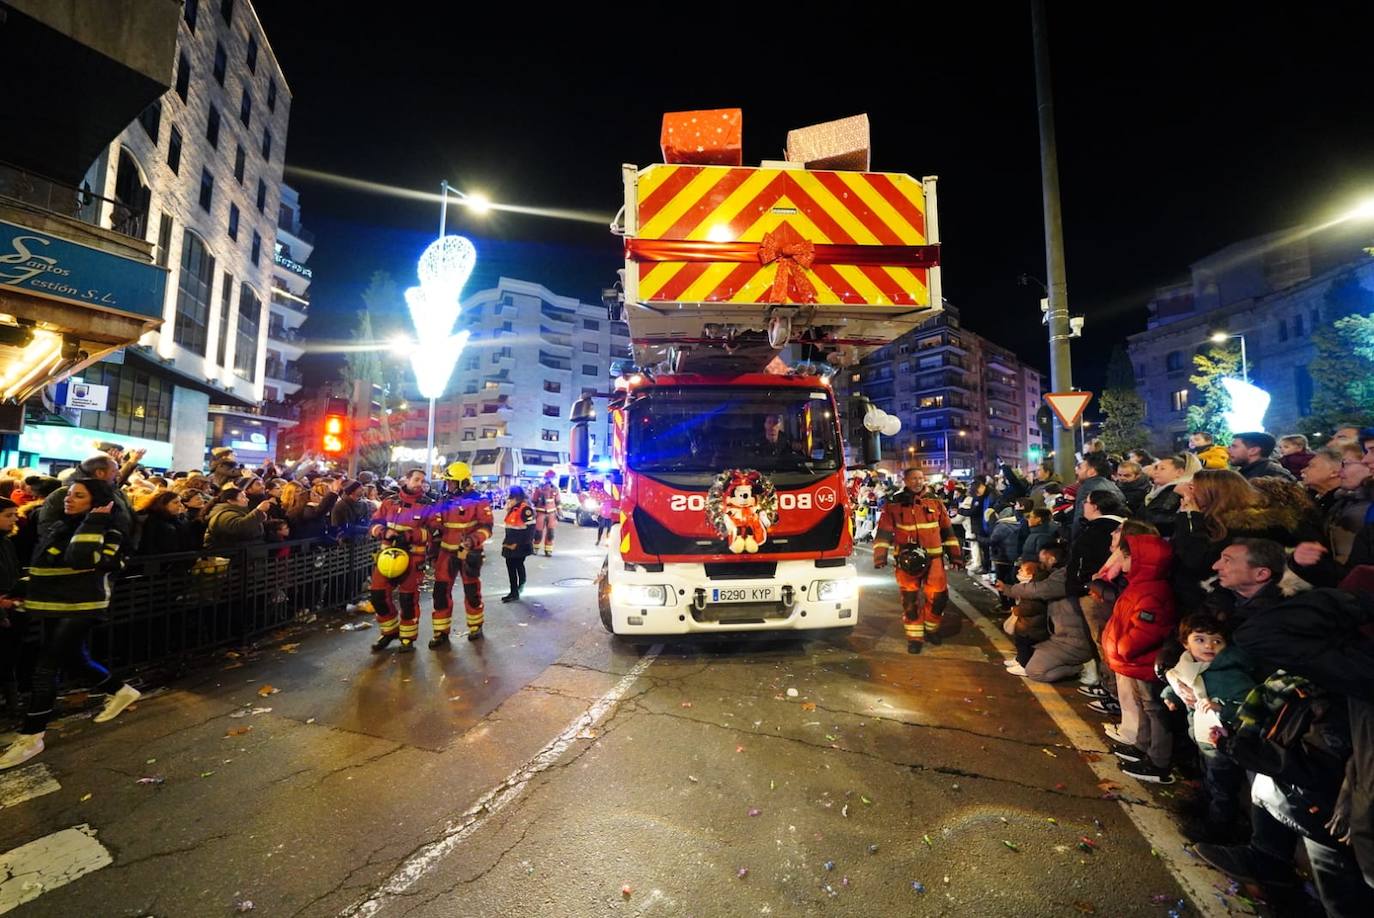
[
  {"left": 443, "top": 461, "right": 472, "bottom": 483},
  {"left": 375, "top": 546, "right": 410, "bottom": 580},
  {"left": 895, "top": 544, "right": 931, "bottom": 577}
]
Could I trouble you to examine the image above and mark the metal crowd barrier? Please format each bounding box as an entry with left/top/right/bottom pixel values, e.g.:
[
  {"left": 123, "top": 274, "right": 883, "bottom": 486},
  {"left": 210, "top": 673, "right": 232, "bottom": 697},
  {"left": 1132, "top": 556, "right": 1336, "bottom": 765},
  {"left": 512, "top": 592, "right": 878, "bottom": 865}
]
[{"left": 24, "top": 537, "right": 379, "bottom": 680}]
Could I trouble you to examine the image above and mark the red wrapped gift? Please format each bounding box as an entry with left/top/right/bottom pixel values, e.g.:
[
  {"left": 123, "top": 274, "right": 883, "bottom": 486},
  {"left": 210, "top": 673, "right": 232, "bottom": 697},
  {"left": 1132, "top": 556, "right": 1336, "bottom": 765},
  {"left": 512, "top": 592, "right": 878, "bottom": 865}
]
[
  {"left": 785, "top": 114, "right": 871, "bottom": 171},
  {"left": 660, "top": 108, "right": 743, "bottom": 166}
]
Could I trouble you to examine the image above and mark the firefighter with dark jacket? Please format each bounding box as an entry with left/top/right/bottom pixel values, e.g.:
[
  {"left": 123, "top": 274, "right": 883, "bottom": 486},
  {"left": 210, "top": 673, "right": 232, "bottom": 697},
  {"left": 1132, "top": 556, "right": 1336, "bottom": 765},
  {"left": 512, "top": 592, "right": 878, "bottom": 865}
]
[
  {"left": 429, "top": 462, "right": 493, "bottom": 645},
  {"left": 874, "top": 468, "right": 963, "bottom": 654},
  {"left": 368, "top": 469, "right": 432, "bottom": 653}
]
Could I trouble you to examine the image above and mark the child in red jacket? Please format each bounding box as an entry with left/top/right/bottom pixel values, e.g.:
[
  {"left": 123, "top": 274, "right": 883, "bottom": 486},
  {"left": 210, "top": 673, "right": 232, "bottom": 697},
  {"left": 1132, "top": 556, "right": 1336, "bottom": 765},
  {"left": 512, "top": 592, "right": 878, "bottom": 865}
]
[{"left": 1101, "top": 533, "right": 1178, "bottom": 783}]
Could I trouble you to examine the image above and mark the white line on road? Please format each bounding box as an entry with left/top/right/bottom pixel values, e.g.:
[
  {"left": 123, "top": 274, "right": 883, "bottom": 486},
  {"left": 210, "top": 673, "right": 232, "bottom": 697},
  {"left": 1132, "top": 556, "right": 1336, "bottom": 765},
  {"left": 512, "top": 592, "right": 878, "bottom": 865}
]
[
  {"left": 342, "top": 645, "right": 663, "bottom": 917},
  {"left": 946, "top": 586, "right": 1227, "bottom": 918},
  {"left": 0, "top": 824, "right": 112, "bottom": 915},
  {"left": 0, "top": 763, "right": 61, "bottom": 810}
]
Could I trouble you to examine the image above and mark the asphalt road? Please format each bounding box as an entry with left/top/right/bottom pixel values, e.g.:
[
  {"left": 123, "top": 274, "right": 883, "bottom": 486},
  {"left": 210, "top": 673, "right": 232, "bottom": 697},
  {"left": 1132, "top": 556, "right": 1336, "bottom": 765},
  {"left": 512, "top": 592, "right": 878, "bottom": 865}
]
[{"left": 1, "top": 525, "right": 1241, "bottom": 917}]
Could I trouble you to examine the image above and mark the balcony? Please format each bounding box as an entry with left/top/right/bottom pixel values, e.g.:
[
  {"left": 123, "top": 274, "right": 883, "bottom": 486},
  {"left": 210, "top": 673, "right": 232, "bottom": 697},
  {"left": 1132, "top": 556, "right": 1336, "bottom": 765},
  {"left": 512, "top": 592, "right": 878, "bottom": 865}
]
[
  {"left": 267, "top": 323, "right": 302, "bottom": 344},
  {"left": 984, "top": 346, "right": 1018, "bottom": 373},
  {"left": 986, "top": 384, "right": 1019, "bottom": 405},
  {"left": 916, "top": 333, "right": 967, "bottom": 354},
  {"left": 264, "top": 361, "right": 303, "bottom": 384},
  {"left": 538, "top": 352, "right": 572, "bottom": 371},
  {"left": 540, "top": 304, "right": 575, "bottom": 326},
  {"left": 539, "top": 324, "right": 573, "bottom": 350},
  {"left": 271, "top": 286, "right": 309, "bottom": 314},
  {"left": 277, "top": 219, "right": 315, "bottom": 248},
  {"left": 272, "top": 250, "right": 313, "bottom": 281},
  {"left": 0, "top": 160, "right": 146, "bottom": 239},
  {"left": 913, "top": 371, "right": 973, "bottom": 394}
]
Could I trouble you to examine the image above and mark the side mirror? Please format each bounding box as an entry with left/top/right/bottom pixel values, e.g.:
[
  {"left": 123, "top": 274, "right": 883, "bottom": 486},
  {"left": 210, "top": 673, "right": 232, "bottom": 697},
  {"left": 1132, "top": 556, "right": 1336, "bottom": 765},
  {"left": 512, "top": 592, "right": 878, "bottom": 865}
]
[
  {"left": 852, "top": 395, "right": 881, "bottom": 466},
  {"left": 569, "top": 395, "right": 595, "bottom": 471}
]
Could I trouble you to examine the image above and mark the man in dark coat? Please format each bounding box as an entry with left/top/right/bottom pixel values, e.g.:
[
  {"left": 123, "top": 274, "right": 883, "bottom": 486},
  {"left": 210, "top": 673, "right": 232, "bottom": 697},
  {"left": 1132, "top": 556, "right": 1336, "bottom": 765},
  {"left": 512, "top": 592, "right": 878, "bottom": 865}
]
[{"left": 1229, "top": 432, "right": 1296, "bottom": 482}]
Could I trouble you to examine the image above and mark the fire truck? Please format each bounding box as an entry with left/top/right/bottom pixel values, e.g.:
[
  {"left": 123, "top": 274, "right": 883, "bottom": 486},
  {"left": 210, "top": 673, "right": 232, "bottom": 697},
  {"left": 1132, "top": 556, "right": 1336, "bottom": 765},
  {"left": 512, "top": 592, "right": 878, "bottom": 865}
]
[{"left": 572, "top": 125, "right": 943, "bottom": 637}]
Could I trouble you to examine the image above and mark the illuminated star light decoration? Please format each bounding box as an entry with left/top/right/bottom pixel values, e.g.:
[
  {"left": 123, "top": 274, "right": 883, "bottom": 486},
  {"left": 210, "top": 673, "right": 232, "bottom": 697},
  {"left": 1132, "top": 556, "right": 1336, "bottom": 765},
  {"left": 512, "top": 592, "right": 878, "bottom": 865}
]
[
  {"left": 1221, "top": 377, "right": 1271, "bottom": 433},
  {"left": 404, "top": 236, "right": 475, "bottom": 399}
]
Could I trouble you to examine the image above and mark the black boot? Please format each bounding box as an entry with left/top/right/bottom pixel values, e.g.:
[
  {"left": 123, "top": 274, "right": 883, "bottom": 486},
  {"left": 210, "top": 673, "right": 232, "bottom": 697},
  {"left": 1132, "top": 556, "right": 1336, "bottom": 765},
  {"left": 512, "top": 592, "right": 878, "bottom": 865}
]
[
  {"left": 371, "top": 633, "right": 397, "bottom": 653},
  {"left": 501, "top": 590, "right": 519, "bottom": 603},
  {"left": 907, "top": 640, "right": 924, "bottom": 655},
  {"left": 428, "top": 633, "right": 451, "bottom": 650},
  {"left": 397, "top": 638, "right": 416, "bottom": 654},
  {"left": 467, "top": 628, "right": 484, "bottom": 642}
]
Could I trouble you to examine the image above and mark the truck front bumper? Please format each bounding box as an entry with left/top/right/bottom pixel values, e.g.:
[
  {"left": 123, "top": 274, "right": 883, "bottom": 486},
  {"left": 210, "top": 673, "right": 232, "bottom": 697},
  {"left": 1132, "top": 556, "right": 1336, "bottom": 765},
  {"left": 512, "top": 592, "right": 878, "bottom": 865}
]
[{"left": 606, "top": 560, "right": 859, "bottom": 635}]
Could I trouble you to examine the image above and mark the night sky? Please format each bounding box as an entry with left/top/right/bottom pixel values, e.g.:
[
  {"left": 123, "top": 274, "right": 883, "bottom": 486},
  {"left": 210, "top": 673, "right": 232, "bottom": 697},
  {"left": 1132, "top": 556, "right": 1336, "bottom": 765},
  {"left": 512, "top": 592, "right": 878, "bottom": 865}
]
[{"left": 256, "top": 6, "right": 1374, "bottom": 395}]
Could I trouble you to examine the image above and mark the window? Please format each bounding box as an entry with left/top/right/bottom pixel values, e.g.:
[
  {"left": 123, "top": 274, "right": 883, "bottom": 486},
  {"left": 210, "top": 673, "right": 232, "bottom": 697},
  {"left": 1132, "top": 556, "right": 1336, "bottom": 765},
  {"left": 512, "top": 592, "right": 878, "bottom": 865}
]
[
  {"left": 174, "top": 230, "right": 214, "bottom": 353},
  {"left": 137, "top": 100, "right": 160, "bottom": 142},
  {"left": 1278, "top": 319, "right": 1289, "bottom": 342},
  {"left": 502, "top": 320, "right": 513, "bottom": 332},
  {"left": 544, "top": 380, "right": 561, "bottom": 393},
  {"left": 541, "top": 429, "right": 560, "bottom": 442},
  {"left": 1165, "top": 351, "right": 1183, "bottom": 372},
  {"left": 1295, "top": 365, "right": 1314, "bottom": 416},
  {"left": 462, "top": 405, "right": 478, "bottom": 418},
  {"left": 155, "top": 213, "right": 173, "bottom": 268},
  {"left": 582, "top": 341, "right": 600, "bottom": 354},
  {"left": 184, "top": 0, "right": 198, "bottom": 31},
  {"left": 262, "top": 129, "right": 272, "bottom": 160},
  {"left": 167, "top": 126, "right": 183, "bottom": 174},
  {"left": 582, "top": 364, "right": 599, "bottom": 376},
  {"left": 206, "top": 106, "right": 220, "bottom": 147},
  {"left": 76, "top": 363, "right": 174, "bottom": 441},
  {"left": 213, "top": 42, "right": 226, "bottom": 85},
  {"left": 1171, "top": 389, "right": 1189, "bottom": 412},
  {"left": 246, "top": 34, "right": 258, "bottom": 73},
  {"left": 582, "top": 318, "right": 600, "bottom": 331},
  {"left": 216, "top": 271, "right": 233, "bottom": 365},
  {"left": 267, "top": 78, "right": 277, "bottom": 112},
  {"left": 1293, "top": 314, "right": 1305, "bottom": 337},
  {"left": 239, "top": 89, "right": 252, "bottom": 128},
  {"left": 234, "top": 144, "right": 245, "bottom": 183},
  {"left": 220, "top": 0, "right": 234, "bottom": 24},
  {"left": 462, "top": 430, "right": 476, "bottom": 441},
  {"left": 175, "top": 53, "right": 190, "bottom": 102},
  {"left": 234, "top": 286, "right": 261, "bottom": 380},
  {"left": 198, "top": 168, "right": 214, "bottom": 212},
  {"left": 250, "top": 230, "right": 262, "bottom": 266},
  {"left": 543, "top": 404, "right": 561, "bottom": 417},
  {"left": 227, "top": 204, "right": 240, "bottom": 241},
  {"left": 464, "top": 381, "right": 478, "bottom": 395},
  {"left": 256, "top": 178, "right": 267, "bottom": 213}
]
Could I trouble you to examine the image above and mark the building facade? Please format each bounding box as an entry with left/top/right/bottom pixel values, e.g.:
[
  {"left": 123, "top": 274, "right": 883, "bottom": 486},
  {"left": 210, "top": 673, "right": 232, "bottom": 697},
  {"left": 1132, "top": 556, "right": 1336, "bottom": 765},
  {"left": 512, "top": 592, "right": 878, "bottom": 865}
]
[
  {"left": 839, "top": 304, "right": 1044, "bottom": 478},
  {"left": 0, "top": 0, "right": 180, "bottom": 470},
  {"left": 64, "top": 0, "right": 293, "bottom": 471},
  {"left": 1126, "top": 225, "right": 1374, "bottom": 452}
]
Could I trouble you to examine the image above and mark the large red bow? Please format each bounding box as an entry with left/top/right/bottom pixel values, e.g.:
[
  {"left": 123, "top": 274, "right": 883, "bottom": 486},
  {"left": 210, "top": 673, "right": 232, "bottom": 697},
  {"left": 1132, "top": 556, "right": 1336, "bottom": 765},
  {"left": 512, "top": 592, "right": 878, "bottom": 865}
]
[{"left": 758, "top": 224, "right": 817, "bottom": 304}]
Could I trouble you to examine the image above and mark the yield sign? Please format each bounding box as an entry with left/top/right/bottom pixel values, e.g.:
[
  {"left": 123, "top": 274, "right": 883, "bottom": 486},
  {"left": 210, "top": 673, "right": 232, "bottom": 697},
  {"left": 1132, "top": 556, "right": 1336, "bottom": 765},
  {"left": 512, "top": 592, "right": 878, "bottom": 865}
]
[{"left": 1043, "top": 391, "right": 1093, "bottom": 428}]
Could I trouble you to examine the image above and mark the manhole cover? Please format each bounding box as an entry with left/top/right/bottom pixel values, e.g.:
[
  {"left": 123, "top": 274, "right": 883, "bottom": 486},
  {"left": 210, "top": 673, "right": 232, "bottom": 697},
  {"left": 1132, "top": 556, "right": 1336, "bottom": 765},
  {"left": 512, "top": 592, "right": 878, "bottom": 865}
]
[{"left": 554, "top": 577, "right": 595, "bottom": 588}]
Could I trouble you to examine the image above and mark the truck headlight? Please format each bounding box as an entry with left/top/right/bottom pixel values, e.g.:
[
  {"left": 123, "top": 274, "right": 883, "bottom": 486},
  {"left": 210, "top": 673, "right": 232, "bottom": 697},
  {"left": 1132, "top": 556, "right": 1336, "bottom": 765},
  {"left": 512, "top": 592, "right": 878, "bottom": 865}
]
[
  {"left": 582, "top": 497, "right": 599, "bottom": 510},
  {"left": 813, "top": 579, "right": 856, "bottom": 602},
  {"left": 613, "top": 583, "right": 669, "bottom": 606}
]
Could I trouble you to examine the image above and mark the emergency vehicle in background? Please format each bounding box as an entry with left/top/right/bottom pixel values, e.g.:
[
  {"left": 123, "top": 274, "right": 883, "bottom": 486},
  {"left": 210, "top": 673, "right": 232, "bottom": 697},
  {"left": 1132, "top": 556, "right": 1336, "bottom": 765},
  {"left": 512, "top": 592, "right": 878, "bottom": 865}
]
[{"left": 572, "top": 111, "right": 944, "bottom": 637}]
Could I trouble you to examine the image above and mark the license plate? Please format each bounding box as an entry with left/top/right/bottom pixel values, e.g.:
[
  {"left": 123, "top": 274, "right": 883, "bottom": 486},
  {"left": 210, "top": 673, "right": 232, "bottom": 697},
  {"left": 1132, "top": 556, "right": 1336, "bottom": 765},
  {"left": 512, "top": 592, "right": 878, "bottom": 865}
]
[{"left": 712, "top": 586, "right": 776, "bottom": 603}]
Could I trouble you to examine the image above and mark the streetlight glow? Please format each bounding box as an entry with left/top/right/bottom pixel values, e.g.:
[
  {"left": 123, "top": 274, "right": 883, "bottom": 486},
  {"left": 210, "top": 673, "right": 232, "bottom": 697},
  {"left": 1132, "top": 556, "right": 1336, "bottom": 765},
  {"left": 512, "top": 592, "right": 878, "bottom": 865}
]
[
  {"left": 462, "top": 192, "right": 492, "bottom": 214},
  {"left": 1342, "top": 198, "right": 1374, "bottom": 222},
  {"left": 1210, "top": 332, "right": 1228, "bottom": 344}
]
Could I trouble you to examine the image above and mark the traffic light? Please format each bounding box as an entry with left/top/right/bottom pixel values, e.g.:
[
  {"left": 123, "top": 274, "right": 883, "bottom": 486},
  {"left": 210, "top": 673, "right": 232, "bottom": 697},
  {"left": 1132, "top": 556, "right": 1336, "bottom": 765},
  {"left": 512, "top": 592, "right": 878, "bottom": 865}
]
[{"left": 322, "top": 397, "right": 349, "bottom": 455}]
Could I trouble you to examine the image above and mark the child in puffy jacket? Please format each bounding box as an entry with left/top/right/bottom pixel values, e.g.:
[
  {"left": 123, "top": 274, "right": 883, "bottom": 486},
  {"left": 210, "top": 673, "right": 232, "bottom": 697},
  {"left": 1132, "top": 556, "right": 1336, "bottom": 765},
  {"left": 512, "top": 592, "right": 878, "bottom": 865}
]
[
  {"left": 1162, "top": 613, "right": 1256, "bottom": 838},
  {"left": 1102, "top": 533, "right": 1178, "bottom": 784},
  {"left": 1004, "top": 560, "right": 1050, "bottom": 666}
]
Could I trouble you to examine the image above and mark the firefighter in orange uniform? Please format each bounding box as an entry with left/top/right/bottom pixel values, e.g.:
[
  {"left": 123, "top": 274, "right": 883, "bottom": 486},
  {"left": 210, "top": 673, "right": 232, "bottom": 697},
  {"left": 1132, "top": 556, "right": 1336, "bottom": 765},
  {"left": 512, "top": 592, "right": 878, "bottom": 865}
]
[
  {"left": 873, "top": 468, "right": 963, "bottom": 654},
  {"left": 430, "top": 461, "right": 493, "bottom": 645},
  {"left": 532, "top": 470, "right": 560, "bottom": 556},
  {"left": 368, "top": 468, "right": 432, "bottom": 653}
]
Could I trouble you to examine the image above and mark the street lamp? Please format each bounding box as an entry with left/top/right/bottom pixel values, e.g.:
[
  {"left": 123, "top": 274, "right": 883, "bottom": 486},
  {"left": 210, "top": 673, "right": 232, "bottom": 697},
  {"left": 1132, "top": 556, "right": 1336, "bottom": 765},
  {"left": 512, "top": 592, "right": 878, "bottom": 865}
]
[{"left": 1210, "top": 331, "right": 1249, "bottom": 383}]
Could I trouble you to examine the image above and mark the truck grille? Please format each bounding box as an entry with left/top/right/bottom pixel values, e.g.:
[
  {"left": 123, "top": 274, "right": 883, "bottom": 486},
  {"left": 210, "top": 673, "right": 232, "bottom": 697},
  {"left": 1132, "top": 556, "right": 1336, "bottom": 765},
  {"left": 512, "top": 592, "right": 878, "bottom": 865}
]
[
  {"left": 691, "top": 601, "right": 791, "bottom": 625},
  {"left": 704, "top": 562, "right": 776, "bottom": 580}
]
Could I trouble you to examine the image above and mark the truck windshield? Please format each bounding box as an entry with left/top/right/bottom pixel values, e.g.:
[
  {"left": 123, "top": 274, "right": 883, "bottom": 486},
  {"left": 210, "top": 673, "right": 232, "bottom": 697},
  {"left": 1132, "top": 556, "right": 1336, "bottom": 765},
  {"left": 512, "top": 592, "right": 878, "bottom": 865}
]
[{"left": 627, "top": 386, "right": 841, "bottom": 473}]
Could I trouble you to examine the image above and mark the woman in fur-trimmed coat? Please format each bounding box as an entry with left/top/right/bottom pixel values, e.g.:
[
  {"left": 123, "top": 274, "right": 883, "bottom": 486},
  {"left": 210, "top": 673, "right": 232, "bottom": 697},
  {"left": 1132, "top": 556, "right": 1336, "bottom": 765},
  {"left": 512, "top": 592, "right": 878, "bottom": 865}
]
[{"left": 1171, "top": 471, "right": 1320, "bottom": 610}]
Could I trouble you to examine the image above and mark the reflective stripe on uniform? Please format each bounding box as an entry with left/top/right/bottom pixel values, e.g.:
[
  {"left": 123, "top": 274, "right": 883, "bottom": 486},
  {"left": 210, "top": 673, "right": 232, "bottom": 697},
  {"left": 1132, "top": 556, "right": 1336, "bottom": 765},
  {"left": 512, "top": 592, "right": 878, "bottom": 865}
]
[
  {"left": 896, "top": 523, "right": 918, "bottom": 531},
  {"left": 387, "top": 523, "right": 413, "bottom": 531},
  {"left": 915, "top": 522, "right": 939, "bottom": 530},
  {"left": 873, "top": 540, "right": 892, "bottom": 549},
  {"left": 22, "top": 599, "right": 111, "bottom": 611},
  {"left": 27, "top": 567, "right": 89, "bottom": 576},
  {"left": 444, "top": 521, "right": 480, "bottom": 529},
  {"left": 72, "top": 533, "right": 105, "bottom": 544}
]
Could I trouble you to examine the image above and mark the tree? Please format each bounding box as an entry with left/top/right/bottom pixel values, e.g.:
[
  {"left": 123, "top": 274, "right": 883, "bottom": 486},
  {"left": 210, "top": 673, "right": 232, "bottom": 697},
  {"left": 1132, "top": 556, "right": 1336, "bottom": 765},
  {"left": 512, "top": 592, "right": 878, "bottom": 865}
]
[
  {"left": 1186, "top": 344, "right": 1242, "bottom": 444},
  {"left": 1098, "top": 346, "right": 1151, "bottom": 455},
  {"left": 334, "top": 271, "right": 412, "bottom": 472},
  {"left": 1303, "top": 274, "right": 1374, "bottom": 434}
]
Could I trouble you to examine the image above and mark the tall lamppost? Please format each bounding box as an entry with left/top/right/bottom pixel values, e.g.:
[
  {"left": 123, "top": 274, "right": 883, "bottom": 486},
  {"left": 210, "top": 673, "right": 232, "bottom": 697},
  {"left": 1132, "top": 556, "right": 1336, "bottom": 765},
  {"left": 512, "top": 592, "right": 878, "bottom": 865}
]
[{"left": 1209, "top": 331, "right": 1249, "bottom": 383}]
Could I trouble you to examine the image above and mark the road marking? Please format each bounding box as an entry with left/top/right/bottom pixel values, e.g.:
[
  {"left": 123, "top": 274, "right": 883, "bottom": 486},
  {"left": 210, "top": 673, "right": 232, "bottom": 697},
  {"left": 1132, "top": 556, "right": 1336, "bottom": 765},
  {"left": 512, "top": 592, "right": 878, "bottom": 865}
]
[
  {"left": 0, "top": 824, "right": 112, "bottom": 915},
  {"left": 0, "top": 764, "right": 60, "bottom": 810},
  {"left": 343, "top": 645, "right": 664, "bottom": 917},
  {"left": 946, "top": 585, "right": 1226, "bottom": 918}
]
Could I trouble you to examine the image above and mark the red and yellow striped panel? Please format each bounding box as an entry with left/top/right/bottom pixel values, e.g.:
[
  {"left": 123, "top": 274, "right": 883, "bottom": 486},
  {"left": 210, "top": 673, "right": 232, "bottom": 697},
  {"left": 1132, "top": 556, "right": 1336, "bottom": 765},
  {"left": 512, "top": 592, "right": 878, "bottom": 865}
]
[{"left": 633, "top": 165, "right": 931, "bottom": 307}]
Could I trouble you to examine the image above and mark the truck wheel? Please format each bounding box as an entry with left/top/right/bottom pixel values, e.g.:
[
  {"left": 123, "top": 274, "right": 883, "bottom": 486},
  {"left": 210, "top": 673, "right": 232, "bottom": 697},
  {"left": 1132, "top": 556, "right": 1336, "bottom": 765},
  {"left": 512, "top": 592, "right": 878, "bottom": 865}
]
[{"left": 596, "top": 559, "right": 614, "bottom": 633}]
